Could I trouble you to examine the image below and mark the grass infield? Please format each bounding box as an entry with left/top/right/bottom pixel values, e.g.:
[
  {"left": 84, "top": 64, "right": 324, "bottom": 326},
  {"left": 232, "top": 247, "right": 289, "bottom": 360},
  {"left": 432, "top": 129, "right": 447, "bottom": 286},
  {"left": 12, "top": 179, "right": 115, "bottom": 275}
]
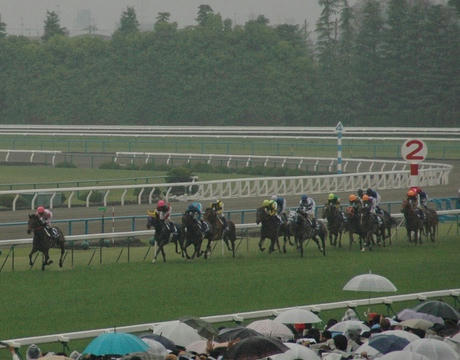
[{"left": 1, "top": 224, "right": 459, "bottom": 354}]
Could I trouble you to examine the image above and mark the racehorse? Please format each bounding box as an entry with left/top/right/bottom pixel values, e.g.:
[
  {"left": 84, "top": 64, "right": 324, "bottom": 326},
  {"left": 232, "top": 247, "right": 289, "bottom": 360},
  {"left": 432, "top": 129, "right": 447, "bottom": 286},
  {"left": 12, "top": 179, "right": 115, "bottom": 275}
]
[
  {"left": 203, "top": 208, "right": 237, "bottom": 258},
  {"left": 181, "top": 212, "right": 206, "bottom": 259},
  {"left": 303, "top": 216, "right": 327, "bottom": 256},
  {"left": 322, "top": 204, "right": 344, "bottom": 247},
  {"left": 422, "top": 207, "right": 438, "bottom": 242},
  {"left": 378, "top": 208, "right": 397, "bottom": 246},
  {"left": 147, "top": 210, "right": 182, "bottom": 263},
  {"left": 344, "top": 206, "right": 364, "bottom": 250},
  {"left": 27, "top": 214, "right": 65, "bottom": 271},
  {"left": 359, "top": 205, "right": 382, "bottom": 250},
  {"left": 289, "top": 211, "right": 326, "bottom": 257},
  {"left": 278, "top": 213, "right": 295, "bottom": 253},
  {"left": 401, "top": 200, "right": 424, "bottom": 244},
  {"left": 256, "top": 207, "right": 281, "bottom": 254}
]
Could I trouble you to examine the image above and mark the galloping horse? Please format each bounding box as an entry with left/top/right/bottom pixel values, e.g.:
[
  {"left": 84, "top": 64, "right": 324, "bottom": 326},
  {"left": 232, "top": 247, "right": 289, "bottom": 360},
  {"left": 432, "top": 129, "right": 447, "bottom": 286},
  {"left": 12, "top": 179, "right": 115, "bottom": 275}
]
[
  {"left": 422, "top": 207, "right": 438, "bottom": 242},
  {"left": 203, "top": 208, "right": 237, "bottom": 258},
  {"left": 303, "top": 217, "right": 327, "bottom": 256},
  {"left": 359, "top": 205, "right": 382, "bottom": 250},
  {"left": 147, "top": 210, "right": 182, "bottom": 263},
  {"left": 27, "top": 214, "right": 65, "bottom": 271},
  {"left": 344, "top": 206, "right": 364, "bottom": 250},
  {"left": 256, "top": 207, "right": 281, "bottom": 254},
  {"left": 401, "top": 200, "right": 424, "bottom": 244},
  {"left": 322, "top": 204, "right": 344, "bottom": 247},
  {"left": 378, "top": 208, "right": 397, "bottom": 245},
  {"left": 181, "top": 212, "right": 206, "bottom": 259},
  {"left": 289, "top": 212, "right": 326, "bottom": 257}
]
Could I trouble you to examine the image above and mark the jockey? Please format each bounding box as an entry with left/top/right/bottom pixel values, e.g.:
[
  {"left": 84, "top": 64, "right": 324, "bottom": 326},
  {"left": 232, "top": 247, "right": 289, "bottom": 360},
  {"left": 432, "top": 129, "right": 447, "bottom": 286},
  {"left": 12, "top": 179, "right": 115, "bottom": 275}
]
[
  {"left": 407, "top": 189, "right": 425, "bottom": 220},
  {"left": 357, "top": 189, "right": 364, "bottom": 199},
  {"left": 262, "top": 199, "right": 277, "bottom": 216},
  {"left": 362, "top": 194, "right": 383, "bottom": 225},
  {"left": 210, "top": 199, "right": 228, "bottom": 231},
  {"left": 409, "top": 186, "right": 428, "bottom": 208},
  {"left": 156, "top": 199, "right": 175, "bottom": 233},
  {"left": 297, "top": 194, "right": 318, "bottom": 229},
  {"left": 35, "top": 206, "right": 57, "bottom": 238},
  {"left": 348, "top": 194, "right": 362, "bottom": 209},
  {"left": 186, "top": 201, "right": 208, "bottom": 233},
  {"left": 327, "top": 193, "right": 340, "bottom": 208},
  {"left": 271, "top": 195, "right": 287, "bottom": 222}
]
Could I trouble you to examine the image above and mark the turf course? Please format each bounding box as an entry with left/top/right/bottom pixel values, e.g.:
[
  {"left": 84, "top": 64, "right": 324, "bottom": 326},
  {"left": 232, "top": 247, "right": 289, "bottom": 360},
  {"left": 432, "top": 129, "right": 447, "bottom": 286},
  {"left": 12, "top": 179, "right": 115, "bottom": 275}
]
[{"left": 1, "top": 224, "right": 459, "bottom": 352}]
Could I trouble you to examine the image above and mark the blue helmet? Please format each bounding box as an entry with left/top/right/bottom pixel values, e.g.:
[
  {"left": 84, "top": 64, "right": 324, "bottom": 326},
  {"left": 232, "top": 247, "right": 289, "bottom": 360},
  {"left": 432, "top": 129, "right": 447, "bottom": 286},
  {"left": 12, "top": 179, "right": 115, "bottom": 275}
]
[
  {"left": 192, "top": 202, "right": 202, "bottom": 211},
  {"left": 366, "top": 188, "right": 373, "bottom": 196},
  {"left": 301, "top": 195, "right": 308, "bottom": 201}
]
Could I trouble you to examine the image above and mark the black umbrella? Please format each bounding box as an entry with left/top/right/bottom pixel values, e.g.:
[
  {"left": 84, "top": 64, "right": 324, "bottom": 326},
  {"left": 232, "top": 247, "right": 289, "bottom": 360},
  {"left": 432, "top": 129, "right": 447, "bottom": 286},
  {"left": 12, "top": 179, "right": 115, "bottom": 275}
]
[
  {"left": 223, "top": 335, "right": 289, "bottom": 360},
  {"left": 140, "top": 334, "right": 178, "bottom": 352},
  {"left": 180, "top": 316, "right": 218, "bottom": 340},
  {"left": 215, "top": 327, "right": 262, "bottom": 342},
  {"left": 412, "top": 301, "right": 459, "bottom": 321}
]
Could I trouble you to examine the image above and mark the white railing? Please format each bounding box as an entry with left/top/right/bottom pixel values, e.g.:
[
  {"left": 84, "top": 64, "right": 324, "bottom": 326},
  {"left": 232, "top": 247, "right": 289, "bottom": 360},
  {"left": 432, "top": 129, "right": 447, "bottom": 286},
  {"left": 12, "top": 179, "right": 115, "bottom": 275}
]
[
  {"left": 0, "top": 156, "right": 452, "bottom": 211},
  {"left": 1, "top": 288, "right": 459, "bottom": 348},
  {"left": 0, "top": 149, "right": 62, "bottom": 166}
]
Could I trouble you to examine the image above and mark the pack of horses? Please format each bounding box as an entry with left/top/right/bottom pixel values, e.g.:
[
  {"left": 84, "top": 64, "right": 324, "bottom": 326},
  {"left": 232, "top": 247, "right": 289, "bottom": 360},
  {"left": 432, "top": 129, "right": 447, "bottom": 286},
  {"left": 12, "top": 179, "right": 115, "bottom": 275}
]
[{"left": 25, "top": 198, "right": 440, "bottom": 270}]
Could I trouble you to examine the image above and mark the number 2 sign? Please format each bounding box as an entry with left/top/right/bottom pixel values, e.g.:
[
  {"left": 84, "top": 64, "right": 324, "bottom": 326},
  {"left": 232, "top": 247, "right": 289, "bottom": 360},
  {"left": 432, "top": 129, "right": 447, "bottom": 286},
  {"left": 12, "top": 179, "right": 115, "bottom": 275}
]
[{"left": 401, "top": 139, "right": 428, "bottom": 163}]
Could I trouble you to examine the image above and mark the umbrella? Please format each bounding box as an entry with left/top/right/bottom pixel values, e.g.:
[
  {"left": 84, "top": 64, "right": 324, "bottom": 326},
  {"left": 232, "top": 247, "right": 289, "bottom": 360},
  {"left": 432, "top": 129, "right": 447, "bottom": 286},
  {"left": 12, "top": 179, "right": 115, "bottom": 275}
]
[
  {"left": 397, "top": 309, "right": 444, "bottom": 325},
  {"left": 180, "top": 316, "right": 218, "bottom": 340},
  {"left": 140, "top": 334, "right": 177, "bottom": 352},
  {"left": 367, "top": 334, "right": 409, "bottom": 354},
  {"left": 270, "top": 342, "right": 320, "bottom": 360},
  {"left": 246, "top": 319, "right": 294, "bottom": 341},
  {"left": 412, "top": 300, "right": 460, "bottom": 321},
  {"left": 274, "top": 309, "right": 322, "bottom": 324},
  {"left": 404, "top": 338, "right": 459, "bottom": 360},
  {"left": 121, "top": 350, "right": 166, "bottom": 360},
  {"left": 444, "top": 332, "right": 460, "bottom": 354},
  {"left": 376, "top": 330, "right": 420, "bottom": 343},
  {"left": 343, "top": 271, "right": 397, "bottom": 292},
  {"left": 327, "top": 320, "right": 370, "bottom": 334},
  {"left": 378, "top": 350, "right": 430, "bottom": 360},
  {"left": 152, "top": 321, "right": 204, "bottom": 347},
  {"left": 354, "top": 342, "right": 382, "bottom": 358},
  {"left": 186, "top": 340, "right": 228, "bottom": 354},
  {"left": 223, "top": 335, "right": 289, "bottom": 360},
  {"left": 38, "top": 356, "right": 71, "bottom": 360},
  {"left": 137, "top": 338, "right": 168, "bottom": 360},
  {"left": 83, "top": 332, "right": 149, "bottom": 356},
  {"left": 400, "top": 318, "right": 434, "bottom": 331},
  {"left": 215, "top": 327, "right": 261, "bottom": 342}
]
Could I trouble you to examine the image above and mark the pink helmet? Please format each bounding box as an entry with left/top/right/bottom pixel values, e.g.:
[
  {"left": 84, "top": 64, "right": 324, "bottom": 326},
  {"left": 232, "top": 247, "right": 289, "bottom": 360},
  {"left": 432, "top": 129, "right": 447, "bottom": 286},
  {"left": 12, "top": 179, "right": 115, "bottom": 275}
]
[
  {"left": 157, "top": 200, "right": 166, "bottom": 207},
  {"left": 37, "top": 206, "right": 45, "bottom": 214}
]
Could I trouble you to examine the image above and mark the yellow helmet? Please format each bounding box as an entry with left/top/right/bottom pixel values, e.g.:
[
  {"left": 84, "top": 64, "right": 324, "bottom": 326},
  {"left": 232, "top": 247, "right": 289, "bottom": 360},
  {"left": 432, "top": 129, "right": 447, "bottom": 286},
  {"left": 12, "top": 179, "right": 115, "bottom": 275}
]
[
  {"left": 263, "top": 199, "right": 270, "bottom": 207},
  {"left": 328, "top": 193, "right": 335, "bottom": 200}
]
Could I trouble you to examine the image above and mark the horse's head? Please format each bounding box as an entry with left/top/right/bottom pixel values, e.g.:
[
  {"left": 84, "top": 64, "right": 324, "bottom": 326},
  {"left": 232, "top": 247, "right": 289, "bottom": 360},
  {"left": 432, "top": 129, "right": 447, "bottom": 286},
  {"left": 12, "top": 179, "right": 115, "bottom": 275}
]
[
  {"left": 203, "top": 208, "right": 216, "bottom": 223},
  {"left": 147, "top": 210, "right": 159, "bottom": 229},
  {"left": 27, "top": 214, "right": 42, "bottom": 234},
  {"left": 256, "top": 207, "right": 265, "bottom": 225}
]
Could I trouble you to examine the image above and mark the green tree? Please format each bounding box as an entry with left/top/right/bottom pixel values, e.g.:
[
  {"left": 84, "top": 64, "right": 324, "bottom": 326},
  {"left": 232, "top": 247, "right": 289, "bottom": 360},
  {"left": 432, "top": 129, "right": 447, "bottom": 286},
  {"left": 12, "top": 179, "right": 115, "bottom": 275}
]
[
  {"left": 315, "top": 0, "right": 340, "bottom": 64},
  {"left": 196, "top": 4, "right": 214, "bottom": 26},
  {"left": 115, "top": 7, "right": 139, "bottom": 35},
  {"left": 42, "top": 10, "right": 67, "bottom": 41},
  {"left": 0, "top": 14, "right": 6, "bottom": 38}
]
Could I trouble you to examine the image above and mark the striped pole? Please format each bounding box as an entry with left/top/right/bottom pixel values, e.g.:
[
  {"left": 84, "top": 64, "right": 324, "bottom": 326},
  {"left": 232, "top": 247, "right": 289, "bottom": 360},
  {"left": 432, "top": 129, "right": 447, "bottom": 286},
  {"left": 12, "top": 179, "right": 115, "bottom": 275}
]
[{"left": 336, "top": 122, "right": 344, "bottom": 174}]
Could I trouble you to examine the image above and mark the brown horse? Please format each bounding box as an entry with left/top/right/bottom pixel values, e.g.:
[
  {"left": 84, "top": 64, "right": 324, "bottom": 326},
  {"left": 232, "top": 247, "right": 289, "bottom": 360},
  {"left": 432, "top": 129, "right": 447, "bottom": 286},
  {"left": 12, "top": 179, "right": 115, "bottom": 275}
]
[
  {"left": 322, "top": 204, "right": 344, "bottom": 247},
  {"left": 401, "top": 200, "right": 424, "bottom": 244},
  {"left": 344, "top": 206, "right": 365, "bottom": 250},
  {"left": 203, "top": 208, "right": 237, "bottom": 258},
  {"left": 256, "top": 207, "right": 281, "bottom": 254},
  {"left": 422, "top": 207, "right": 438, "bottom": 242},
  {"left": 27, "top": 214, "right": 65, "bottom": 271},
  {"left": 181, "top": 212, "right": 205, "bottom": 259}
]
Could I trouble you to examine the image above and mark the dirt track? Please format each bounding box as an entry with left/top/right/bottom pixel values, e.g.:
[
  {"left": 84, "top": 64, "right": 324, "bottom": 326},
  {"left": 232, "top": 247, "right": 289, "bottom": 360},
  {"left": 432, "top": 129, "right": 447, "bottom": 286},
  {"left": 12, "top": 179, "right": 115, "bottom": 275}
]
[{"left": 1, "top": 160, "right": 458, "bottom": 241}]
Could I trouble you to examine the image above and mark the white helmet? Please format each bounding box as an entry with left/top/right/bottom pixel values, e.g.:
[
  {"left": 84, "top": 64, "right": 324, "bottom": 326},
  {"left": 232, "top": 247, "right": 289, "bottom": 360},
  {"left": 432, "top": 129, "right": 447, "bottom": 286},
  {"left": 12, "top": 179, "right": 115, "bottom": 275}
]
[{"left": 271, "top": 195, "right": 278, "bottom": 200}]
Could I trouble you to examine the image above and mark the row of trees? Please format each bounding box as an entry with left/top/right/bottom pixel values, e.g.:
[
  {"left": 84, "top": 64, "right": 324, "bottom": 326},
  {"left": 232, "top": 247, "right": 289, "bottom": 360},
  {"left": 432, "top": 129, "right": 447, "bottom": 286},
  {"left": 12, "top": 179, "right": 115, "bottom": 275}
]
[{"left": 0, "top": 0, "right": 458, "bottom": 126}]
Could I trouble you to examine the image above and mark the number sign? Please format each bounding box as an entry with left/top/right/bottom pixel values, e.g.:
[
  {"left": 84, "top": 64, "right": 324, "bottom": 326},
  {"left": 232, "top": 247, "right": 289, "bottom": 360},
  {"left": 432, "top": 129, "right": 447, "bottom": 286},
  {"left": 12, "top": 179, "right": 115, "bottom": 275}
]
[{"left": 401, "top": 139, "right": 427, "bottom": 163}]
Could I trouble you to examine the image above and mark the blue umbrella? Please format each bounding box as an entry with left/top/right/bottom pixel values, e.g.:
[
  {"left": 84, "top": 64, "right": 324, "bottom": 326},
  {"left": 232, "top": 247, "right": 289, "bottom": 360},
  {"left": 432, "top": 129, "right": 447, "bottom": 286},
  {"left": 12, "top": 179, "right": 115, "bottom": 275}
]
[
  {"left": 368, "top": 334, "right": 410, "bottom": 354},
  {"left": 83, "top": 332, "right": 150, "bottom": 356}
]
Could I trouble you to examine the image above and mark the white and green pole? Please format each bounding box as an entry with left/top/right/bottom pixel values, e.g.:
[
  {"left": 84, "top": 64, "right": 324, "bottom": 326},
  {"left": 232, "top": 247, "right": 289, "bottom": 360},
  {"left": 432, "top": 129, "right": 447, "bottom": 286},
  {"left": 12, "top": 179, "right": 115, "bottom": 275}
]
[{"left": 335, "top": 122, "right": 344, "bottom": 174}]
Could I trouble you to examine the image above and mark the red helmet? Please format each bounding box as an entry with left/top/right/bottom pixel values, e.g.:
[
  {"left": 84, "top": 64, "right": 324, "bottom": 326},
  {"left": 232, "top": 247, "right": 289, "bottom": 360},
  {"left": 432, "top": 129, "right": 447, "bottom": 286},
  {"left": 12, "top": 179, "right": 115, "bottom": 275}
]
[
  {"left": 37, "top": 206, "right": 45, "bottom": 214},
  {"left": 157, "top": 200, "right": 166, "bottom": 207},
  {"left": 410, "top": 186, "right": 421, "bottom": 194}
]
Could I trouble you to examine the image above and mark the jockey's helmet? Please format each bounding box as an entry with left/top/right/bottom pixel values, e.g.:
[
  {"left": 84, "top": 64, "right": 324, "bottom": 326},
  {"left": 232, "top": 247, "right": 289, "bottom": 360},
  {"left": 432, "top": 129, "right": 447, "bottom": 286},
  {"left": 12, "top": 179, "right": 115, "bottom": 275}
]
[
  {"left": 328, "top": 193, "right": 335, "bottom": 200},
  {"left": 407, "top": 190, "right": 416, "bottom": 197},
  {"left": 271, "top": 195, "right": 278, "bottom": 200},
  {"left": 357, "top": 189, "right": 364, "bottom": 197},
  {"left": 263, "top": 199, "right": 270, "bottom": 207},
  {"left": 301, "top": 194, "right": 308, "bottom": 201},
  {"left": 37, "top": 206, "right": 45, "bottom": 214},
  {"left": 157, "top": 200, "right": 165, "bottom": 207},
  {"left": 362, "top": 194, "right": 370, "bottom": 201},
  {"left": 349, "top": 194, "right": 357, "bottom": 202}
]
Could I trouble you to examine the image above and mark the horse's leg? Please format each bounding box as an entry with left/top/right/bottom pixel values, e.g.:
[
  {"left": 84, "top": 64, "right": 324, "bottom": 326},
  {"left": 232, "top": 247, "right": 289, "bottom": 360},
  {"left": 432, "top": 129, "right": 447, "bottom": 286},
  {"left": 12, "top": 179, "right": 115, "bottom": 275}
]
[
  {"left": 258, "top": 235, "right": 265, "bottom": 252},
  {"left": 29, "top": 247, "right": 38, "bottom": 266},
  {"left": 59, "top": 243, "right": 65, "bottom": 267}
]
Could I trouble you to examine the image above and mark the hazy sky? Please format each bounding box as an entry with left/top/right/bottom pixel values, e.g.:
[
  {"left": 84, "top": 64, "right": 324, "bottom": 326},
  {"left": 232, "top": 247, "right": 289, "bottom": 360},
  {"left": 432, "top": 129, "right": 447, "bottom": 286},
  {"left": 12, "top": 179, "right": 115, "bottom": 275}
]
[{"left": 0, "top": 0, "right": 325, "bottom": 37}]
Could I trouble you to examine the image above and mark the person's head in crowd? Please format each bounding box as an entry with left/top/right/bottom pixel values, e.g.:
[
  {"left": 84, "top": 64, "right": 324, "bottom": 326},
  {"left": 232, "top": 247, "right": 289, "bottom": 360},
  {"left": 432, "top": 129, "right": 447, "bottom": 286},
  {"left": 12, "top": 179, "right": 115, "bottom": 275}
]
[
  {"left": 26, "top": 344, "right": 42, "bottom": 360},
  {"left": 325, "top": 319, "right": 338, "bottom": 330},
  {"left": 380, "top": 318, "right": 391, "bottom": 331},
  {"left": 333, "top": 334, "right": 348, "bottom": 351},
  {"left": 305, "top": 328, "right": 320, "bottom": 343},
  {"left": 321, "top": 330, "right": 332, "bottom": 342},
  {"left": 346, "top": 325, "right": 362, "bottom": 341}
]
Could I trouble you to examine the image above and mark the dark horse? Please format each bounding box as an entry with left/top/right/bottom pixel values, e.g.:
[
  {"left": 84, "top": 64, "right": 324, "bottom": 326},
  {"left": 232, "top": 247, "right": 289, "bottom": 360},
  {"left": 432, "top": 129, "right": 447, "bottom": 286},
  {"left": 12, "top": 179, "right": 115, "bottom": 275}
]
[
  {"left": 344, "top": 206, "right": 365, "bottom": 250},
  {"left": 288, "top": 211, "right": 326, "bottom": 257},
  {"left": 256, "top": 207, "right": 281, "bottom": 253},
  {"left": 378, "top": 208, "right": 397, "bottom": 246},
  {"left": 401, "top": 200, "right": 424, "bottom": 244},
  {"left": 181, "top": 212, "right": 206, "bottom": 259},
  {"left": 322, "top": 204, "right": 345, "bottom": 247},
  {"left": 147, "top": 210, "right": 182, "bottom": 263},
  {"left": 27, "top": 214, "right": 65, "bottom": 271},
  {"left": 203, "top": 208, "right": 237, "bottom": 258},
  {"left": 422, "top": 206, "right": 438, "bottom": 242},
  {"left": 359, "top": 205, "right": 383, "bottom": 250}
]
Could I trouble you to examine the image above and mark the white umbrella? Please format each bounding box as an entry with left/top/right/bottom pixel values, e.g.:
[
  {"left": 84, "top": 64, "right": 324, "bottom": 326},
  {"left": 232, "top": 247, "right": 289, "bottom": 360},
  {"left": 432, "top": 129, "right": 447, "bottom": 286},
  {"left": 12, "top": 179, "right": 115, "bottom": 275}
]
[
  {"left": 246, "top": 319, "right": 294, "bottom": 341},
  {"left": 378, "top": 350, "right": 430, "bottom": 360},
  {"left": 354, "top": 342, "right": 382, "bottom": 358},
  {"left": 274, "top": 309, "right": 322, "bottom": 324},
  {"left": 444, "top": 332, "right": 460, "bottom": 355},
  {"left": 139, "top": 338, "right": 168, "bottom": 360},
  {"left": 152, "top": 321, "right": 204, "bottom": 347},
  {"left": 328, "top": 320, "right": 370, "bottom": 334},
  {"left": 186, "top": 340, "right": 222, "bottom": 354},
  {"left": 400, "top": 318, "right": 434, "bottom": 331},
  {"left": 270, "top": 342, "right": 320, "bottom": 360},
  {"left": 378, "top": 330, "right": 420, "bottom": 343},
  {"left": 404, "top": 338, "right": 459, "bottom": 360},
  {"left": 343, "top": 271, "right": 397, "bottom": 292}
]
